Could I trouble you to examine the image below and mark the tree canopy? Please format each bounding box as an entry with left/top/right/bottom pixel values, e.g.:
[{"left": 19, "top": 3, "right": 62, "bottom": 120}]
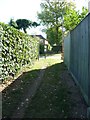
[
  {"left": 46, "top": 26, "right": 62, "bottom": 45},
  {"left": 64, "top": 6, "right": 88, "bottom": 31},
  {"left": 37, "top": 0, "right": 88, "bottom": 45},
  {"left": 9, "top": 18, "right": 18, "bottom": 28},
  {"left": 9, "top": 19, "right": 40, "bottom": 33}
]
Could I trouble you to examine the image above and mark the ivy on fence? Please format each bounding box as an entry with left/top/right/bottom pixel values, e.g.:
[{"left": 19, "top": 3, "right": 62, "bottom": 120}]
[{"left": 0, "top": 22, "right": 39, "bottom": 81}]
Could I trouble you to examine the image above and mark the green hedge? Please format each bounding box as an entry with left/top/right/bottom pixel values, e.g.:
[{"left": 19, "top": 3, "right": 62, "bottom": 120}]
[{"left": 0, "top": 22, "right": 39, "bottom": 81}]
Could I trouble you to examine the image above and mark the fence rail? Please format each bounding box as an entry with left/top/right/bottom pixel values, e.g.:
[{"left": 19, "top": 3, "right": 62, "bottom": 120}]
[{"left": 64, "top": 13, "right": 90, "bottom": 107}]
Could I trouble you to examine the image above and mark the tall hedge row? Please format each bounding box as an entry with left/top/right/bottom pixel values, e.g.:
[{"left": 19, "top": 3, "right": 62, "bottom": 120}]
[{"left": 0, "top": 22, "right": 39, "bottom": 81}]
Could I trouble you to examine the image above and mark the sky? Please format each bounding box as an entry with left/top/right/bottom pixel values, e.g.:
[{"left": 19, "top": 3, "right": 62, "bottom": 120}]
[{"left": 0, "top": 0, "right": 88, "bottom": 38}]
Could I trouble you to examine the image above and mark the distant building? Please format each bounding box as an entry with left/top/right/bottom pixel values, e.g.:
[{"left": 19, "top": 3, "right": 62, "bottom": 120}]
[
  {"left": 31, "top": 35, "right": 49, "bottom": 54},
  {"left": 31, "top": 35, "right": 48, "bottom": 45}
]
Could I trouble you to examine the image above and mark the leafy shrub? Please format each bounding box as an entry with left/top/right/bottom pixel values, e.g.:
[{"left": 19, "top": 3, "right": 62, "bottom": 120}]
[{"left": 0, "top": 22, "right": 39, "bottom": 81}]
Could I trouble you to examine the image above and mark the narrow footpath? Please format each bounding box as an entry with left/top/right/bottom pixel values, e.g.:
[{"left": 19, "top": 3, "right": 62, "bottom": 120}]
[
  {"left": 12, "top": 67, "right": 46, "bottom": 118},
  {"left": 2, "top": 54, "right": 88, "bottom": 119}
]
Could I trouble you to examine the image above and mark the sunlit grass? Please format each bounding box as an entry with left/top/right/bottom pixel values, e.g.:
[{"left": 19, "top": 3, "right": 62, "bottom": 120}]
[{"left": 32, "top": 58, "right": 62, "bottom": 69}]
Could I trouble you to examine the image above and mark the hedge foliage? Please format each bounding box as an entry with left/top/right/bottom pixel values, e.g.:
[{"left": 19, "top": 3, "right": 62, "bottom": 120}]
[{"left": 0, "top": 22, "right": 39, "bottom": 81}]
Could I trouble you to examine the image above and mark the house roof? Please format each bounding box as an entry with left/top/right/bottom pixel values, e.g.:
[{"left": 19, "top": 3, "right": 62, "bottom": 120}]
[
  {"left": 31, "top": 35, "right": 46, "bottom": 40},
  {"left": 30, "top": 34, "right": 48, "bottom": 45}
]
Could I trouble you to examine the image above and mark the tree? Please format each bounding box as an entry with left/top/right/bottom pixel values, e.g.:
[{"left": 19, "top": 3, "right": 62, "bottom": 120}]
[
  {"left": 78, "top": 7, "right": 88, "bottom": 21},
  {"left": 46, "top": 26, "right": 62, "bottom": 45},
  {"left": 9, "top": 19, "right": 40, "bottom": 33},
  {"left": 37, "top": 0, "right": 74, "bottom": 45},
  {"left": 8, "top": 18, "right": 18, "bottom": 28},
  {"left": 32, "top": 22, "right": 40, "bottom": 27},
  {"left": 38, "top": 0, "right": 88, "bottom": 45},
  {"left": 64, "top": 7, "right": 88, "bottom": 31},
  {"left": 16, "top": 19, "right": 32, "bottom": 33}
]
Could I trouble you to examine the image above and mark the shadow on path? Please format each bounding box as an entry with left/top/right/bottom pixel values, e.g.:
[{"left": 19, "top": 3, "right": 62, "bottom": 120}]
[{"left": 2, "top": 62, "right": 87, "bottom": 119}]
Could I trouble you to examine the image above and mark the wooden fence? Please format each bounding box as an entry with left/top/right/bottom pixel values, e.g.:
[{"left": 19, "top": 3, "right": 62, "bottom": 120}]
[{"left": 64, "top": 13, "right": 90, "bottom": 108}]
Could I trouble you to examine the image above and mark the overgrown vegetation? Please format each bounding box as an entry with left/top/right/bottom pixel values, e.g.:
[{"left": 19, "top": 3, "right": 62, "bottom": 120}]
[{"left": 0, "top": 22, "right": 39, "bottom": 81}]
